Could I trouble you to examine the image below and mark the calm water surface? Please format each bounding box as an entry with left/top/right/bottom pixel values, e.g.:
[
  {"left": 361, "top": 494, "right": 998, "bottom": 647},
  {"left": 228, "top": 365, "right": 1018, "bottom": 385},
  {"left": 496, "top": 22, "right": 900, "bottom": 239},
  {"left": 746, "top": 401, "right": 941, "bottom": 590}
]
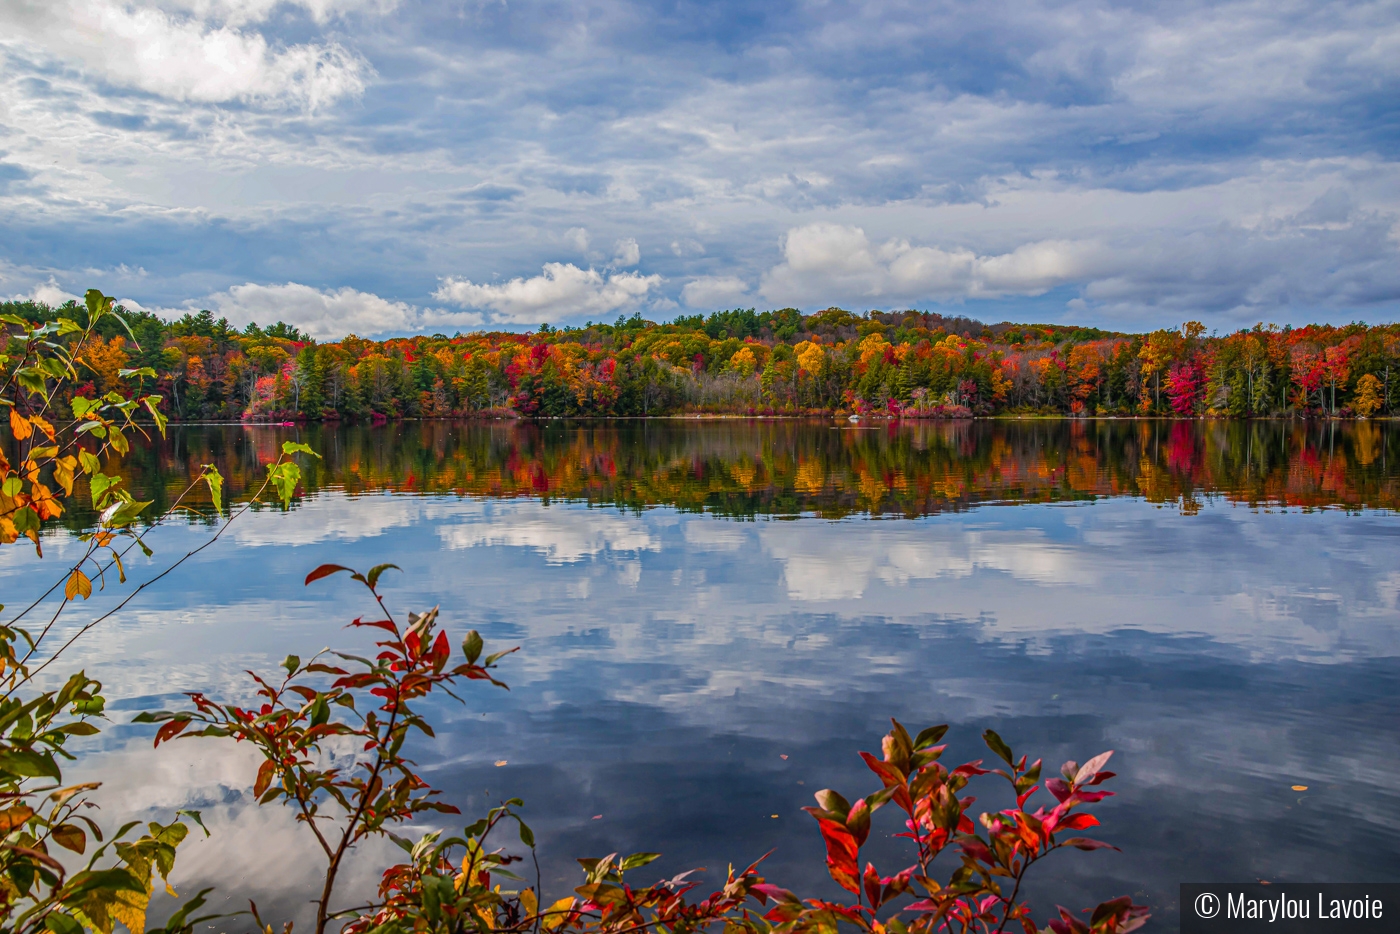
[{"left": 9, "top": 420, "right": 1400, "bottom": 931}]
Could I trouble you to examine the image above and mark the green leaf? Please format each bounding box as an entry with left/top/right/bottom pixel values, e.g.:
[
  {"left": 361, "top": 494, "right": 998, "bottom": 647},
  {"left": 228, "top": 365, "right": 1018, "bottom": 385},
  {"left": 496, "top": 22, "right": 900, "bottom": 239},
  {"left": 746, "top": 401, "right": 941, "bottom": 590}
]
[
  {"left": 982, "top": 729, "right": 1014, "bottom": 766},
  {"left": 15, "top": 367, "right": 49, "bottom": 399},
  {"left": 102, "top": 498, "right": 151, "bottom": 529},
  {"left": 77, "top": 450, "right": 101, "bottom": 475},
  {"left": 142, "top": 396, "right": 168, "bottom": 437},
  {"left": 913, "top": 724, "right": 949, "bottom": 750},
  {"left": 119, "top": 367, "right": 158, "bottom": 380},
  {"left": 280, "top": 441, "right": 321, "bottom": 458},
  {"left": 814, "top": 789, "right": 851, "bottom": 819},
  {"left": 366, "top": 563, "right": 399, "bottom": 589},
  {"left": 60, "top": 866, "right": 145, "bottom": 900},
  {"left": 619, "top": 853, "right": 660, "bottom": 871},
  {"left": 84, "top": 290, "right": 111, "bottom": 325},
  {"left": 148, "top": 886, "right": 217, "bottom": 934},
  {"left": 0, "top": 749, "right": 62, "bottom": 781},
  {"left": 58, "top": 722, "right": 100, "bottom": 736},
  {"left": 518, "top": 821, "right": 535, "bottom": 848},
  {"left": 200, "top": 465, "right": 224, "bottom": 514},
  {"left": 283, "top": 655, "right": 300, "bottom": 675},
  {"left": 176, "top": 809, "right": 209, "bottom": 837},
  {"left": 267, "top": 461, "right": 301, "bottom": 507},
  {"left": 45, "top": 913, "right": 83, "bottom": 934},
  {"left": 463, "top": 630, "right": 483, "bottom": 665}
]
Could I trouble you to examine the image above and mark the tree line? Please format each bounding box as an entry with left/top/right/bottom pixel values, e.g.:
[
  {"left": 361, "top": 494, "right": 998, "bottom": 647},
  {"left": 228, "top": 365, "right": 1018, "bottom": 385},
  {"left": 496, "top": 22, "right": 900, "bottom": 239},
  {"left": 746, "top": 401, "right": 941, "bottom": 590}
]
[{"left": 5, "top": 298, "right": 1398, "bottom": 420}]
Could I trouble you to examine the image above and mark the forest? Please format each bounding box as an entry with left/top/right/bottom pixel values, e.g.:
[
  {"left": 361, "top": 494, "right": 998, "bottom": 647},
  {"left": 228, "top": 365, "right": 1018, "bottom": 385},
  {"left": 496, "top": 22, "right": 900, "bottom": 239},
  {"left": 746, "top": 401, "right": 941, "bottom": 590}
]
[{"left": 4, "top": 298, "right": 1398, "bottom": 421}]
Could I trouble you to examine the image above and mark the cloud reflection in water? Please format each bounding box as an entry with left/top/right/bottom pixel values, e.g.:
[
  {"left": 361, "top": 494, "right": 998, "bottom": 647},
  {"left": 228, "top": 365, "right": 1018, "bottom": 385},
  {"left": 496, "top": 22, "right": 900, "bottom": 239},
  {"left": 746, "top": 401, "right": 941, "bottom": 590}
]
[{"left": 13, "top": 492, "right": 1398, "bottom": 930}]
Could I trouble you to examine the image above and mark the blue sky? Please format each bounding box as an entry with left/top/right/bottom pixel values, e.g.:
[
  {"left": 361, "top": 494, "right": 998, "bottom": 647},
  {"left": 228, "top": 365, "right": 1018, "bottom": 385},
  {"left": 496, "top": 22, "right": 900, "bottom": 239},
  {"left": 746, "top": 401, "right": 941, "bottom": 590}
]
[{"left": 1, "top": 0, "right": 1399, "bottom": 337}]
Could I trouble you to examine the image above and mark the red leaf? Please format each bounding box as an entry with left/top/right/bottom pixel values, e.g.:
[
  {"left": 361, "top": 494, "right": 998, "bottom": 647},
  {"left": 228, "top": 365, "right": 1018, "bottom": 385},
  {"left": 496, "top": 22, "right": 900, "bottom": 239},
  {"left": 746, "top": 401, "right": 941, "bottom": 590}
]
[
  {"left": 1071, "top": 789, "right": 1113, "bottom": 804},
  {"left": 1059, "top": 837, "right": 1119, "bottom": 852},
  {"left": 1016, "top": 784, "right": 1039, "bottom": 810},
  {"left": 862, "top": 862, "right": 881, "bottom": 909},
  {"left": 959, "top": 837, "right": 995, "bottom": 865},
  {"left": 153, "top": 718, "right": 190, "bottom": 747},
  {"left": 1058, "top": 813, "right": 1100, "bottom": 832},
  {"left": 816, "top": 819, "right": 859, "bottom": 894},
  {"left": 1045, "top": 779, "right": 1071, "bottom": 802},
  {"left": 751, "top": 884, "right": 800, "bottom": 906},
  {"left": 352, "top": 619, "right": 399, "bottom": 634},
  {"left": 859, "top": 751, "right": 905, "bottom": 788},
  {"left": 305, "top": 564, "right": 353, "bottom": 585}
]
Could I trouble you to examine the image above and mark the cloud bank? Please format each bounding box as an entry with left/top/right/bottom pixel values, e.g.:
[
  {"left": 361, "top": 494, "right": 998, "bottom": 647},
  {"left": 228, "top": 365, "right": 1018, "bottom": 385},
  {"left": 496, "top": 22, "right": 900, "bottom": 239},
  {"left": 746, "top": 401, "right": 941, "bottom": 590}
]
[
  {"left": 0, "top": 0, "right": 1397, "bottom": 330},
  {"left": 435, "top": 264, "right": 662, "bottom": 325},
  {"left": 180, "top": 282, "right": 480, "bottom": 338}
]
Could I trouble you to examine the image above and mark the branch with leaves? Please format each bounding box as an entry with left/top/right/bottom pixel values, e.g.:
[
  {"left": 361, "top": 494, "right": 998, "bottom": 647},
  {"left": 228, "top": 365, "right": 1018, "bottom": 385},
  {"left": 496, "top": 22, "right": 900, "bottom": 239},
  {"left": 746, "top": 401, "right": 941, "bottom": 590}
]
[{"left": 136, "top": 563, "right": 517, "bottom": 934}]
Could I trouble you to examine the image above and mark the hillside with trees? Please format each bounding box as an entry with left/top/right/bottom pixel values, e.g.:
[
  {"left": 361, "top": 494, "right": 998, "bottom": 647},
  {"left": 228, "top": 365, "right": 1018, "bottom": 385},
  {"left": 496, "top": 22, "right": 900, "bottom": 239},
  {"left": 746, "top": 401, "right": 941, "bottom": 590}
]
[{"left": 5, "top": 299, "right": 1396, "bottom": 420}]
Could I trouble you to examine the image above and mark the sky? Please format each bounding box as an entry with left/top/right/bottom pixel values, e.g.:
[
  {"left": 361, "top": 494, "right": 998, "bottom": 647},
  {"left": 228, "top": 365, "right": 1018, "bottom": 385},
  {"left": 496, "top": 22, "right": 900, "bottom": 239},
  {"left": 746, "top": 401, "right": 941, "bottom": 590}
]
[{"left": 1, "top": 0, "right": 1398, "bottom": 338}]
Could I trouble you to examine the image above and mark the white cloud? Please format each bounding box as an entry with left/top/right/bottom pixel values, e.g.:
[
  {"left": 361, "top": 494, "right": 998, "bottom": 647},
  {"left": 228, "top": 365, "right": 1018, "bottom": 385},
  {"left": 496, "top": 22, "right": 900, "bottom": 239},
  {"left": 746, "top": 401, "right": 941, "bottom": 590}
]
[
  {"left": 157, "top": 0, "right": 398, "bottom": 27},
  {"left": 680, "top": 275, "right": 750, "bottom": 308},
  {"left": 186, "top": 282, "right": 480, "bottom": 339},
  {"left": 759, "top": 223, "right": 1103, "bottom": 306},
  {"left": 15, "top": 277, "right": 80, "bottom": 307},
  {"left": 0, "top": 0, "right": 371, "bottom": 107},
  {"left": 612, "top": 238, "right": 640, "bottom": 267},
  {"left": 438, "top": 504, "right": 659, "bottom": 564},
  {"left": 565, "top": 227, "right": 591, "bottom": 254},
  {"left": 435, "top": 262, "right": 662, "bottom": 325}
]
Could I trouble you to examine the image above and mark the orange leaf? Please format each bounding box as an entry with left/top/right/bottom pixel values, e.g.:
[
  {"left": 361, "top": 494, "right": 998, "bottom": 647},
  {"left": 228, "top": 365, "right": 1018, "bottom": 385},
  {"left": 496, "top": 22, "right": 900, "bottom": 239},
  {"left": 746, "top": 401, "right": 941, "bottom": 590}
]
[
  {"left": 29, "top": 415, "right": 54, "bottom": 443},
  {"left": 8, "top": 409, "right": 31, "bottom": 441},
  {"left": 253, "top": 758, "right": 275, "bottom": 797},
  {"left": 0, "top": 805, "right": 34, "bottom": 833},
  {"left": 64, "top": 569, "right": 92, "bottom": 601}
]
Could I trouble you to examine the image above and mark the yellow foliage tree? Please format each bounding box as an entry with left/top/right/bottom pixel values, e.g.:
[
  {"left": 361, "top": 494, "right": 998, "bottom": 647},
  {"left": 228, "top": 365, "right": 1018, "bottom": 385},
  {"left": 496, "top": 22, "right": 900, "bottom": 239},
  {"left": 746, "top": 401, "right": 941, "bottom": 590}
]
[
  {"left": 81, "top": 334, "right": 130, "bottom": 393},
  {"left": 1353, "top": 372, "right": 1384, "bottom": 417}
]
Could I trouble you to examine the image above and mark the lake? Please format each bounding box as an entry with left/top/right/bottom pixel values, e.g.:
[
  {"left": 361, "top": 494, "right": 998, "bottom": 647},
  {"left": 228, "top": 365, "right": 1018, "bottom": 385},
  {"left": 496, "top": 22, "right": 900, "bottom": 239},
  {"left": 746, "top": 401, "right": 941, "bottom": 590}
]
[{"left": 10, "top": 418, "right": 1400, "bottom": 931}]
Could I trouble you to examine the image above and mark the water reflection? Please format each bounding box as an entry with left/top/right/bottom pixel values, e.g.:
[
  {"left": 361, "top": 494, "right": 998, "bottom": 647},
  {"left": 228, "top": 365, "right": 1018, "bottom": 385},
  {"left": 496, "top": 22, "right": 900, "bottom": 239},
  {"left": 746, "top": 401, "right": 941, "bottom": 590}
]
[
  {"left": 5, "top": 421, "right": 1400, "bottom": 932},
  {"left": 85, "top": 419, "right": 1400, "bottom": 524}
]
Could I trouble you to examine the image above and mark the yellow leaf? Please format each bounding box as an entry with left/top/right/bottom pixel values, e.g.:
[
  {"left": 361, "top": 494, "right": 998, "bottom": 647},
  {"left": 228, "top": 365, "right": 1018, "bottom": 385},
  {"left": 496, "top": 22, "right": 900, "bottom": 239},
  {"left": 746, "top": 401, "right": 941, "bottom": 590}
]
[
  {"left": 520, "top": 887, "right": 538, "bottom": 920},
  {"left": 494, "top": 760, "right": 507, "bottom": 767},
  {"left": 54, "top": 455, "right": 77, "bottom": 496},
  {"left": 65, "top": 569, "right": 93, "bottom": 601},
  {"left": 542, "top": 898, "right": 576, "bottom": 932},
  {"left": 1292, "top": 785, "right": 1308, "bottom": 792},
  {"left": 29, "top": 414, "right": 55, "bottom": 442},
  {"left": 109, "top": 885, "right": 151, "bottom": 934},
  {"left": 8, "top": 409, "right": 31, "bottom": 441}
]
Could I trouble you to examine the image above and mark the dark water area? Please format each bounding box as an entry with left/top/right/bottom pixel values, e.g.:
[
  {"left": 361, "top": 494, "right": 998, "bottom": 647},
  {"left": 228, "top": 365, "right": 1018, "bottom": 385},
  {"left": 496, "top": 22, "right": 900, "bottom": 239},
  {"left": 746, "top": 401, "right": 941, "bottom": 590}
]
[
  {"left": 9, "top": 419, "right": 1400, "bottom": 932},
  {"left": 84, "top": 417, "right": 1400, "bottom": 518}
]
